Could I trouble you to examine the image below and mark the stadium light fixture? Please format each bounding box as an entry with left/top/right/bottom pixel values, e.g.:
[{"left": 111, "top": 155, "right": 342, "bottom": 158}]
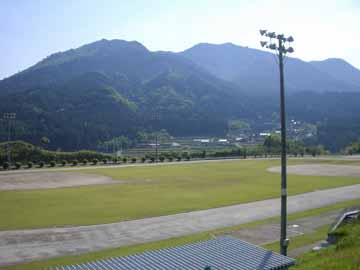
[{"left": 259, "top": 29, "right": 267, "bottom": 36}]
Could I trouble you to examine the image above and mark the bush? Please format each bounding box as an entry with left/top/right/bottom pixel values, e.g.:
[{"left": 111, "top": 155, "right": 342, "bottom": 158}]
[
  {"left": 141, "top": 157, "right": 146, "bottom": 163},
  {"left": 177, "top": 157, "right": 181, "bottom": 162},
  {"left": 150, "top": 157, "right": 155, "bottom": 163},
  {"left": 49, "top": 160, "right": 56, "bottom": 167},
  {"left": 131, "top": 157, "right": 137, "bottom": 163},
  {"left": 72, "top": 159, "right": 78, "bottom": 166},
  {"left": 186, "top": 156, "right": 191, "bottom": 161},
  {"left": 82, "top": 159, "right": 88, "bottom": 165},
  {"left": 15, "top": 162, "right": 22, "bottom": 169},
  {"left": 2, "top": 162, "right": 10, "bottom": 170},
  {"left": 38, "top": 161, "right": 45, "bottom": 168},
  {"left": 159, "top": 156, "right": 165, "bottom": 162},
  {"left": 168, "top": 157, "right": 173, "bottom": 162},
  {"left": 92, "top": 159, "right": 98, "bottom": 165},
  {"left": 61, "top": 160, "right": 67, "bottom": 166},
  {"left": 112, "top": 157, "right": 118, "bottom": 164},
  {"left": 122, "top": 157, "right": 127, "bottom": 163},
  {"left": 102, "top": 159, "right": 107, "bottom": 164},
  {"left": 27, "top": 161, "right": 33, "bottom": 168}
]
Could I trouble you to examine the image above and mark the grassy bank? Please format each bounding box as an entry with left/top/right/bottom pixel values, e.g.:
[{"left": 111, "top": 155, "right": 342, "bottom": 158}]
[{"left": 293, "top": 217, "right": 360, "bottom": 270}]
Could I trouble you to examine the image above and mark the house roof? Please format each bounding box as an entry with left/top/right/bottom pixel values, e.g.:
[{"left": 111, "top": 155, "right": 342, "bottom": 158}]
[{"left": 52, "top": 236, "right": 295, "bottom": 270}]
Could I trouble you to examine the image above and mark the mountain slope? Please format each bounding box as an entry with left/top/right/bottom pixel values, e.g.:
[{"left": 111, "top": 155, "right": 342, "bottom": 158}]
[
  {"left": 0, "top": 39, "right": 247, "bottom": 150},
  {"left": 181, "top": 43, "right": 359, "bottom": 94},
  {"left": 1, "top": 39, "right": 360, "bottom": 151},
  {"left": 310, "top": 58, "right": 360, "bottom": 88}
]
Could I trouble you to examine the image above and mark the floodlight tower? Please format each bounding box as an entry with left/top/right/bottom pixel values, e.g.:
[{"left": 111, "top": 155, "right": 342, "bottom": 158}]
[
  {"left": 3, "top": 113, "right": 16, "bottom": 164},
  {"left": 259, "top": 29, "right": 294, "bottom": 256}
]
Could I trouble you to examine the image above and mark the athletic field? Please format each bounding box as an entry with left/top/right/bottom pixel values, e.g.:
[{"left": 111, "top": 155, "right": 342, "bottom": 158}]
[{"left": 1, "top": 158, "right": 359, "bottom": 230}]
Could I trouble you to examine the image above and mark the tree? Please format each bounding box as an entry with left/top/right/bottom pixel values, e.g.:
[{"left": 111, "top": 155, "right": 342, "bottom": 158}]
[
  {"left": 40, "top": 137, "right": 50, "bottom": 149},
  {"left": 263, "top": 134, "right": 281, "bottom": 154}
]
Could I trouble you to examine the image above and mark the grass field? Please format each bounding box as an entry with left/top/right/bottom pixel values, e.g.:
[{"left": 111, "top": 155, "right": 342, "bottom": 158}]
[{"left": 0, "top": 159, "right": 360, "bottom": 230}]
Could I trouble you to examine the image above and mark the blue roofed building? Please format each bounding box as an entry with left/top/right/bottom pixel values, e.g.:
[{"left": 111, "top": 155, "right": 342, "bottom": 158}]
[{"left": 52, "top": 236, "right": 295, "bottom": 270}]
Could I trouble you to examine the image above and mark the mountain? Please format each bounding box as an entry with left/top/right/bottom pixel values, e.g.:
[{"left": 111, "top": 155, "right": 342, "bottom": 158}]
[
  {"left": 1, "top": 39, "right": 360, "bottom": 151},
  {"left": 310, "top": 58, "right": 360, "bottom": 88},
  {"left": 0, "top": 39, "right": 248, "bottom": 150},
  {"left": 181, "top": 43, "right": 360, "bottom": 94}
]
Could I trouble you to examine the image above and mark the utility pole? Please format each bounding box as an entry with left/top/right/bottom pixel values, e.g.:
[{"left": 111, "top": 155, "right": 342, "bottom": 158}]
[
  {"left": 259, "top": 30, "right": 294, "bottom": 256},
  {"left": 3, "top": 113, "right": 16, "bottom": 164},
  {"left": 152, "top": 112, "right": 160, "bottom": 162}
]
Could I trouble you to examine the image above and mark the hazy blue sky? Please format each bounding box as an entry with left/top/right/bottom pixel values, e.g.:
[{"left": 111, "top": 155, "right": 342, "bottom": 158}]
[{"left": 1, "top": 0, "right": 359, "bottom": 79}]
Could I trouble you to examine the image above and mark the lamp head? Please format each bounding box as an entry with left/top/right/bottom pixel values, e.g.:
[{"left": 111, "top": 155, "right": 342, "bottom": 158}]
[
  {"left": 287, "top": 47, "right": 294, "bottom": 53},
  {"left": 259, "top": 29, "right": 267, "bottom": 36},
  {"left": 260, "top": 41, "right": 267, "bottom": 47},
  {"left": 268, "top": 43, "right": 277, "bottom": 50},
  {"left": 267, "top": 32, "right": 276, "bottom": 38},
  {"left": 287, "top": 36, "right": 294, "bottom": 42}
]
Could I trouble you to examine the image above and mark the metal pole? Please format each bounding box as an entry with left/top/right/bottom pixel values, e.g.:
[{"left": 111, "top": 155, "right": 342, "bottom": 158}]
[
  {"left": 278, "top": 39, "right": 288, "bottom": 256},
  {"left": 3, "top": 113, "right": 16, "bottom": 165},
  {"left": 7, "top": 117, "right": 11, "bottom": 164},
  {"left": 155, "top": 133, "right": 158, "bottom": 162}
]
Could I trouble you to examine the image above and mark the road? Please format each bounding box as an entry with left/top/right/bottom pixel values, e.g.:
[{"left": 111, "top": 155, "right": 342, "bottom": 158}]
[{"left": 0, "top": 184, "right": 359, "bottom": 266}]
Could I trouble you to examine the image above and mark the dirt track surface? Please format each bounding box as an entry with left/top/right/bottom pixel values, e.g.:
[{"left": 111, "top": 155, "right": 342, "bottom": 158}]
[
  {"left": 268, "top": 164, "right": 360, "bottom": 177},
  {"left": 0, "top": 184, "right": 359, "bottom": 266},
  {"left": 0, "top": 172, "right": 120, "bottom": 190}
]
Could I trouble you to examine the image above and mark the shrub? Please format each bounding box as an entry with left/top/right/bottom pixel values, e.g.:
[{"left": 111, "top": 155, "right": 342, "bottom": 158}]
[
  {"left": 181, "top": 152, "right": 190, "bottom": 161},
  {"left": 112, "top": 157, "right": 118, "bottom": 164},
  {"left": 61, "top": 160, "right": 67, "bottom": 166},
  {"left": 15, "top": 162, "right": 22, "bottom": 169},
  {"left": 102, "top": 159, "right": 107, "bottom": 164},
  {"left": 72, "top": 159, "right": 78, "bottom": 166},
  {"left": 82, "top": 159, "right": 88, "bottom": 165},
  {"left": 38, "top": 161, "right": 45, "bottom": 168},
  {"left": 141, "top": 157, "right": 146, "bottom": 163},
  {"left": 159, "top": 156, "right": 165, "bottom": 162},
  {"left": 122, "top": 157, "right": 127, "bottom": 163},
  {"left": 177, "top": 157, "right": 181, "bottom": 162},
  {"left": 131, "top": 157, "right": 137, "bottom": 163},
  {"left": 2, "top": 162, "right": 10, "bottom": 170},
  {"left": 168, "top": 157, "right": 173, "bottom": 162},
  {"left": 49, "top": 160, "right": 56, "bottom": 167},
  {"left": 92, "top": 159, "right": 98, "bottom": 165},
  {"left": 27, "top": 161, "right": 33, "bottom": 168},
  {"left": 150, "top": 157, "right": 155, "bottom": 163}
]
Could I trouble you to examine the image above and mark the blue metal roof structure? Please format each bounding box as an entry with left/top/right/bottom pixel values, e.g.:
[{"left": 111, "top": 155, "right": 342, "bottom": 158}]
[{"left": 51, "top": 236, "right": 295, "bottom": 270}]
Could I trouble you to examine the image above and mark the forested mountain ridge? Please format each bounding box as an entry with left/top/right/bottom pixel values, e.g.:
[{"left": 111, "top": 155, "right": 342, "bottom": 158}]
[
  {"left": 181, "top": 42, "right": 360, "bottom": 95},
  {"left": 309, "top": 58, "right": 360, "bottom": 88},
  {"left": 0, "top": 39, "right": 249, "bottom": 149},
  {"left": 0, "top": 39, "right": 359, "bottom": 151}
]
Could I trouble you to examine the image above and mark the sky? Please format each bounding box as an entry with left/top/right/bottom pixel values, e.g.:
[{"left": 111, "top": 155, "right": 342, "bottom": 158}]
[{"left": 1, "top": 0, "right": 359, "bottom": 79}]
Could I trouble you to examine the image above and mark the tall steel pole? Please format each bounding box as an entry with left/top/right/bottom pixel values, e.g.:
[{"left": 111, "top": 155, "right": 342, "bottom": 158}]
[
  {"left": 259, "top": 30, "right": 294, "bottom": 256},
  {"left": 152, "top": 112, "right": 160, "bottom": 162},
  {"left": 155, "top": 132, "right": 158, "bottom": 162},
  {"left": 3, "top": 113, "right": 16, "bottom": 165},
  {"left": 278, "top": 38, "right": 288, "bottom": 256}
]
